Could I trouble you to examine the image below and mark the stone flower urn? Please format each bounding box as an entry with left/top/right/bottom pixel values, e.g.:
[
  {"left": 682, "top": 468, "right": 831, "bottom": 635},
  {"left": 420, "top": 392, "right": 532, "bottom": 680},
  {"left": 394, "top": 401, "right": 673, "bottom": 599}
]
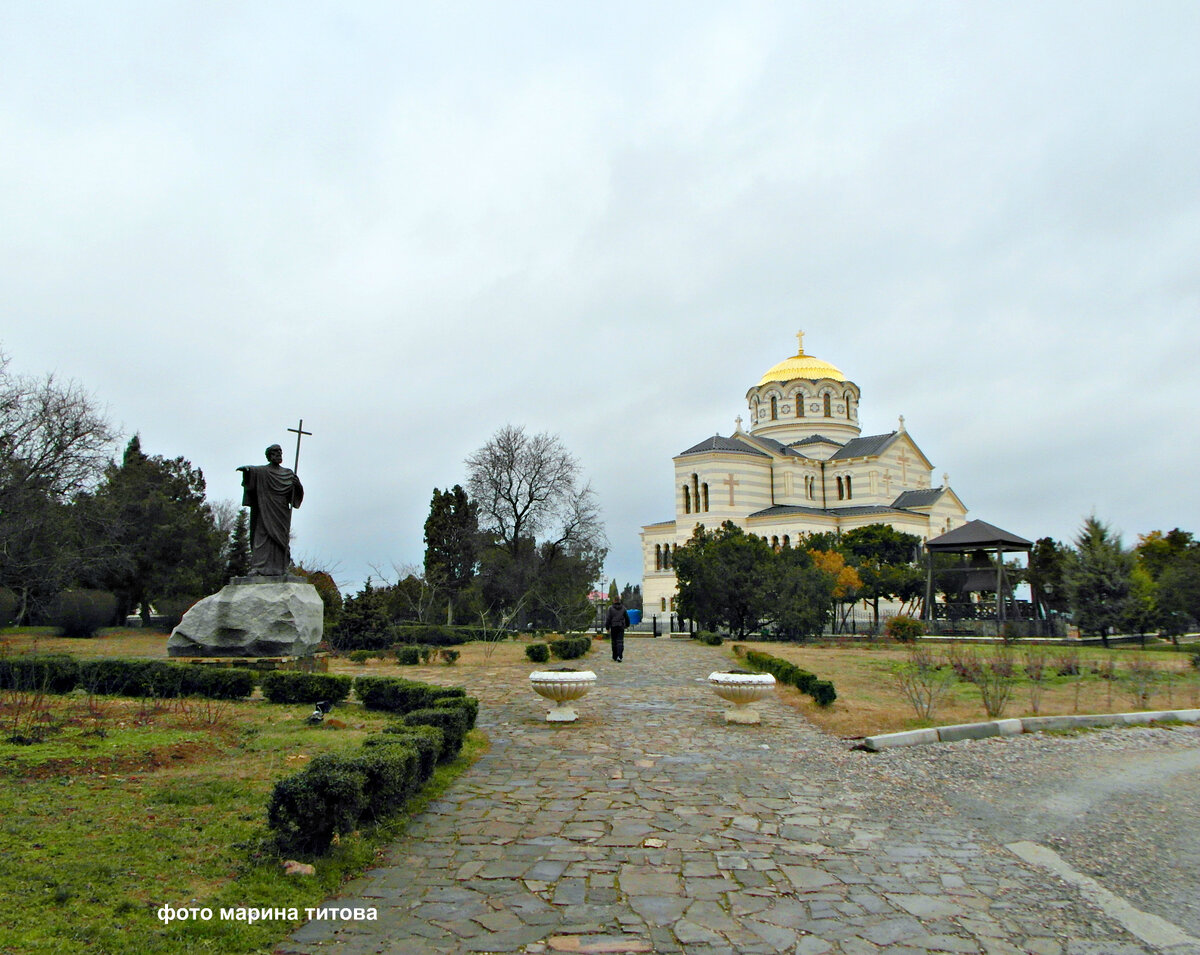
[
  {"left": 708, "top": 670, "right": 776, "bottom": 724},
  {"left": 529, "top": 668, "right": 597, "bottom": 722}
]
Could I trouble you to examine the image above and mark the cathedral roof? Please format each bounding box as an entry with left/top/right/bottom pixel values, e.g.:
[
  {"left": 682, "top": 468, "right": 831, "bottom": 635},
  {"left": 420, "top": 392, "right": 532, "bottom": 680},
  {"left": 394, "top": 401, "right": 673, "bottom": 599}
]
[
  {"left": 788, "top": 434, "right": 845, "bottom": 449},
  {"left": 891, "top": 488, "right": 946, "bottom": 509},
  {"left": 747, "top": 504, "right": 916, "bottom": 519},
  {"left": 679, "top": 435, "right": 769, "bottom": 457},
  {"left": 757, "top": 332, "right": 847, "bottom": 386},
  {"left": 829, "top": 432, "right": 898, "bottom": 460},
  {"left": 740, "top": 434, "right": 808, "bottom": 458}
]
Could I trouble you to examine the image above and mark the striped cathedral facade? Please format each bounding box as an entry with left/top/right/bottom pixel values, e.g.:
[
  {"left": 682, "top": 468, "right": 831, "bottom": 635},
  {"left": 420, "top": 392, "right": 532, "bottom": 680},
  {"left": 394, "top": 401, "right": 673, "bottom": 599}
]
[{"left": 641, "top": 333, "right": 969, "bottom": 617}]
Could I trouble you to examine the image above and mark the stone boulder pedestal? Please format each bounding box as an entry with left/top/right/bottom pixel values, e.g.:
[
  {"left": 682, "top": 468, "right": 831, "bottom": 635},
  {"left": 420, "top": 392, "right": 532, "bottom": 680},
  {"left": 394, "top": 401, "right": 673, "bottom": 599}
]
[{"left": 168, "top": 576, "right": 323, "bottom": 658}]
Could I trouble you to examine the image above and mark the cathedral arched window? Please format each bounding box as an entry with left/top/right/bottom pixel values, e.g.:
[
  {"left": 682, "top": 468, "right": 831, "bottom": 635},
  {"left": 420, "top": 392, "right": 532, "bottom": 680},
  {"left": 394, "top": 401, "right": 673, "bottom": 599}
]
[
  {"left": 655, "top": 544, "right": 662, "bottom": 571},
  {"left": 795, "top": 392, "right": 805, "bottom": 417},
  {"left": 771, "top": 535, "right": 779, "bottom": 551},
  {"left": 770, "top": 396, "right": 778, "bottom": 420},
  {"left": 845, "top": 475, "right": 853, "bottom": 499},
  {"left": 702, "top": 483, "right": 709, "bottom": 512},
  {"left": 836, "top": 476, "right": 844, "bottom": 500},
  {"left": 823, "top": 393, "right": 832, "bottom": 417},
  {"left": 783, "top": 535, "right": 790, "bottom": 548},
  {"left": 682, "top": 485, "right": 691, "bottom": 514},
  {"left": 692, "top": 473, "right": 700, "bottom": 509},
  {"left": 844, "top": 391, "right": 854, "bottom": 418},
  {"left": 661, "top": 597, "right": 667, "bottom": 611},
  {"left": 663, "top": 544, "right": 671, "bottom": 570}
]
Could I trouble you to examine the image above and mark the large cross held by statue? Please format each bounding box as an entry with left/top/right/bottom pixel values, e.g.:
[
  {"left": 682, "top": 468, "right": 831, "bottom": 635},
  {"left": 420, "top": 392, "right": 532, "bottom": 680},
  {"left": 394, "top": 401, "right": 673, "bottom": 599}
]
[{"left": 288, "top": 419, "right": 312, "bottom": 472}]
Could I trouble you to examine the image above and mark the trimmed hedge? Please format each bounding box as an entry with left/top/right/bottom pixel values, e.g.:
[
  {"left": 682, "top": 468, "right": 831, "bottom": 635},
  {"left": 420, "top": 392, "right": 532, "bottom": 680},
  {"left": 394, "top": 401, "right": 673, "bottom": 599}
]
[
  {"left": 353, "top": 675, "right": 473, "bottom": 718},
  {"left": 743, "top": 649, "right": 837, "bottom": 707},
  {"left": 267, "top": 752, "right": 371, "bottom": 854},
  {"left": 268, "top": 704, "right": 474, "bottom": 854},
  {"left": 434, "top": 694, "right": 478, "bottom": 730},
  {"left": 548, "top": 636, "right": 591, "bottom": 660},
  {"left": 373, "top": 723, "right": 445, "bottom": 778},
  {"left": 0, "top": 655, "right": 256, "bottom": 700},
  {"left": 389, "top": 624, "right": 468, "bottom": 647},
  {"left": 260, "top": 671, "right": 352, "bottom": 706},
  {"left": 0, "top": 654, "right": 80, "bottom": 693},
  {"left": 525, "top": 643, "right": 550, "bottom": 663},
  {"left": 403, "top": 705, "right": 469, "bottom": 762}
]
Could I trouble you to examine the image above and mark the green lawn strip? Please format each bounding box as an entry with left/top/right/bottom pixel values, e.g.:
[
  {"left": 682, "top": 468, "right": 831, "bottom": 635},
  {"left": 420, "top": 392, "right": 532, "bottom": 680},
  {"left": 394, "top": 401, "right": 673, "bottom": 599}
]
[{"left": 0, "top": 695, "right": 485, "bottom": 954}]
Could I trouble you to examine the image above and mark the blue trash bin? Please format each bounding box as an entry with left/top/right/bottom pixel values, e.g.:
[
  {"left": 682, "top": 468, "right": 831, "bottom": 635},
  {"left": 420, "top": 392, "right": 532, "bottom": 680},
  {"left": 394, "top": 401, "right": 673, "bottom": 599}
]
[{"left": 626, "top": 608, "right": 642, "bottom": 625}]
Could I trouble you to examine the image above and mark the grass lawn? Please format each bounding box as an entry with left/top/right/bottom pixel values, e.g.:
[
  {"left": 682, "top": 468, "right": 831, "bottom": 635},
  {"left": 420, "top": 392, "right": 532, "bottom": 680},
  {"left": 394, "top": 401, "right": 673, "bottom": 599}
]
[
  {"left": 0, "top": 629, "right": 485, "bottom": 955},
  {"left": 730, "top": 638, "right": 1200, "bottom": 739}
]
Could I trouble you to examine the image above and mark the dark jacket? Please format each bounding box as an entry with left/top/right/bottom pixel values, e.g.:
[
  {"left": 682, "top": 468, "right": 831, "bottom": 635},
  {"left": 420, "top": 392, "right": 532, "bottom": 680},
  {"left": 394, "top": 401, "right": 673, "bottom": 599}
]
[{"left": 605, "top": 603, "right": 629, "bottom": 629}]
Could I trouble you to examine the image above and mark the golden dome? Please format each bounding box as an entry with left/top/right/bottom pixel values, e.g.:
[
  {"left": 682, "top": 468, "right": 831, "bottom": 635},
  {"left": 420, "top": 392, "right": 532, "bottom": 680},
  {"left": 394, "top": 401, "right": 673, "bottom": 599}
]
[{"left": 757, "top": 332, "right": 846, "bottom": 386}]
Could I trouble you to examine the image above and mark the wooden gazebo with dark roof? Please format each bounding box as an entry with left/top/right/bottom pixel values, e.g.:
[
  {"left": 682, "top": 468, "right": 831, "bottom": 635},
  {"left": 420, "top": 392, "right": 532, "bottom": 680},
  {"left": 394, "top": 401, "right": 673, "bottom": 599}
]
[{"left": 923, "top": 520, "right": 1033, "bottom": 635}]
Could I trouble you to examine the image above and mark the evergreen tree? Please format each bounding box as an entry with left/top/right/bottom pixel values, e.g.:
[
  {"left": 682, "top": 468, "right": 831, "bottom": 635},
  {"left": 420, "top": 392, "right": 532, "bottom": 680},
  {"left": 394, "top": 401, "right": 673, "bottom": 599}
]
[
  {"left": 85, "top": 436, "right": 225, "bottom": 622},
  {"left": 1028, "top": 537, "right": 1071, "bottom": 617},
  {"left": 840, "top": 524, "right": 923, "bottom": 626},
  {"left": 1065, "top": 516, "right": 1134, "bottom": 644},
  {"left": 674, "top": 522, "right": 770, "bottom": 637},
  {"left": 225, "top": 508, "right": 252, "bottom": 580},
  {"left": 423, "top": 485, "right": 479, "bottom": 624}
]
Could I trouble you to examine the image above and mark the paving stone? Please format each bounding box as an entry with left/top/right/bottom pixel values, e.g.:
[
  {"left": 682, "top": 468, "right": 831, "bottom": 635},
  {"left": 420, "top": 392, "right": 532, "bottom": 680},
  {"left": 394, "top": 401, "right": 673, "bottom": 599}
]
[{"left": 277, "top": 640, "right": 1172, "bottom": 955}]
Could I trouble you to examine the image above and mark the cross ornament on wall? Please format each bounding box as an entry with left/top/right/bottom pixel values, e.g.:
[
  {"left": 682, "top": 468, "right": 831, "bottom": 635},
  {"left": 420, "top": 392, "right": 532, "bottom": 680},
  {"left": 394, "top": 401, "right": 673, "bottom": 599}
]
[
  {"left": 288, "top": 419, "right": 312, "bottom": 472},
  {"left": 723, "top": 473, "right": 739, "bottom": 506}
]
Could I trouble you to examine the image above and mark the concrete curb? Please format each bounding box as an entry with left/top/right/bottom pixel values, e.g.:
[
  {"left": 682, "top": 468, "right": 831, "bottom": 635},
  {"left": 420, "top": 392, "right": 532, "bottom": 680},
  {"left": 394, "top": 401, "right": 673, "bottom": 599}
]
[{"left": 861, "top": 708, "right": 1200, "bottom": 752}]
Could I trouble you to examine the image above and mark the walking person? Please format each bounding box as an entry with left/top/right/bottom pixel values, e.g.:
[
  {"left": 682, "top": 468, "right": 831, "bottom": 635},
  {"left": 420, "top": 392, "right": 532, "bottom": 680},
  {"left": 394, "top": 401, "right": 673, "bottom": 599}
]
[{"left": 605, "top": 597, "right": 629, "bottom": 662}]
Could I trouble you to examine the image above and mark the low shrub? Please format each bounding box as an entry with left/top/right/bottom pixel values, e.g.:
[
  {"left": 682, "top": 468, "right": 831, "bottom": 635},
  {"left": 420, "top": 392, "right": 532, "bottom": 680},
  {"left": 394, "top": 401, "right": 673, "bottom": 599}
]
[
  {"left": 48, "top": 589, "right": 118, "bottom": 638},
  {"left": 434, "top": 693, "right": 478, "bottom": 729},
  {"left": 0, "top": 654, "right": 80, "bottom": 693},
  {"left": 375, "top": 723, "right": 445, "bottom": 778},
  {"left": 348, "top": 649, "right": 374, "bottom": 664},
  {"left": 743, "top": 649, "right": 836, "bottom": 707},
  {"left": 697, "top": 631, "right": 723, "bottom": 646},
  {"left": 809, "top": 680, "right": 837, "bottom": 707},
  {"left": 355, "top": 676, "right": 472, "bottom": 718},
  {"left": 0, "top": 655, "right": 256, "bottom": 700},
  {"left": 402, "top": 705, "right": 470, "bottom": 761},
  {"left": 356, "top": 743, "right": 422, "bottom": 819},
  {"left": 267, "top": 753, "right": 368, "bottom": 855},
  {"left": 548, "top": 636, "right": 590, "bottom": 660},
  {"left": 394, "top": 645, "right": 421, "bottom": 665},
  {"left": 525, "top": 643, "right": 550, "bottom": 663},
  {"left": 177, "top": 666, "right": 257, "bottom": 700},
  {"left": 438, "top": 649, "right": 460, "bottom": 665},
  {"left": 885, "top": 615, "right": 925, "bottom": 643},
  {"left": 268, "top": 725, "right": 450, "bottom": 855},
  {"left": 389, "top": 624, "right": 468, "bottom": 647},
  {"left": 261, "top": 671, "right": 352, "bottom": 706},
  {"left": 77, "top": 660, "right": 179, "bottom": 696}
]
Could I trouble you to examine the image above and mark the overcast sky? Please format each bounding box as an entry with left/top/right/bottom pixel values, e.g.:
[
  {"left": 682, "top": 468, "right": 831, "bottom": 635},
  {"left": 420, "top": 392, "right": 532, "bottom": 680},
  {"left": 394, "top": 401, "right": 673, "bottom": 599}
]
[{"left": 4, "top": 2, "right": 1198, "bottom": 595}]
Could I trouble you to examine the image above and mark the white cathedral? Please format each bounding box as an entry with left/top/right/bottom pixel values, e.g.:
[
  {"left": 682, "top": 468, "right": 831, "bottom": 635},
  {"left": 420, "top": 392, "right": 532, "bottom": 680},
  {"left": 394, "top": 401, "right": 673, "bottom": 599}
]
[{"left": 641, "top": 333, "right": 969, "bottom": 617}]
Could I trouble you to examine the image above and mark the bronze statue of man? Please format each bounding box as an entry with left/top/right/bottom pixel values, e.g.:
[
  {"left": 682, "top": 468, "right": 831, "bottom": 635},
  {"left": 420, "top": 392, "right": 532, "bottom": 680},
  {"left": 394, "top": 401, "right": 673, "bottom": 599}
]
[{"left": 237, "top": 444, "right": 304, "bottom": 577}]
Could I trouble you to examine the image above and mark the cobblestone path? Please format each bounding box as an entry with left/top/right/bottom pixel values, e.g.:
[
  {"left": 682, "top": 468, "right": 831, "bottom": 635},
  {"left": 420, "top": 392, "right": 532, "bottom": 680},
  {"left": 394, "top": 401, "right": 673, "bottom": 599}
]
[{"left": 279, "top": 640, "right": 1200, "bottom": 955}]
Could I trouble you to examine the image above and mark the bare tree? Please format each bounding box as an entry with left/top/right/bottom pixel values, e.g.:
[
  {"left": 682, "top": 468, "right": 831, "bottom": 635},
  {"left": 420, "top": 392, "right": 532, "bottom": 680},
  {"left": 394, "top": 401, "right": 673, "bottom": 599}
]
[
  {"left": 465, "top": 425, "right": 604, "bottom": 557},
  {"left": 0, "top": 351, "right": 118, "bottom": 622},
  {"left": 0, "top": 353, "right": 117, "bottom": 499}
]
